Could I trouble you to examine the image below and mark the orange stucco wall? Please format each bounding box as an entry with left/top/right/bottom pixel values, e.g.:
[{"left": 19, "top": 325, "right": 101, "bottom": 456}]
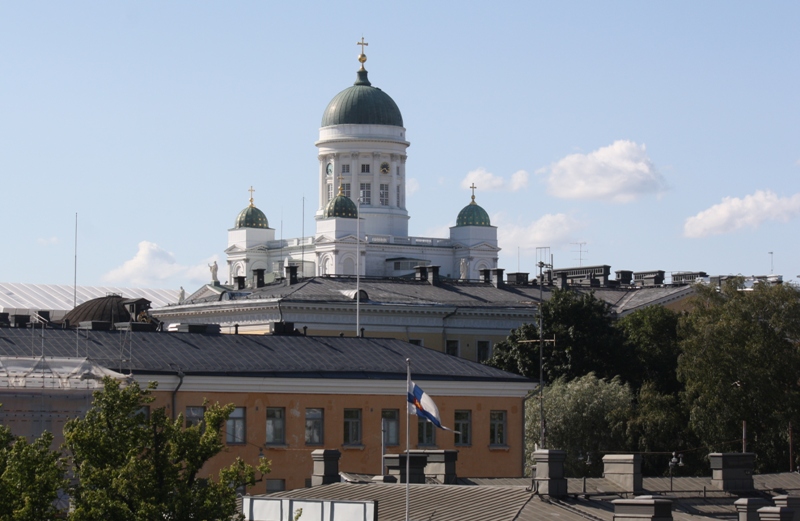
[{"left": 152, "top": 389, "right": 524, "bottom": 493}]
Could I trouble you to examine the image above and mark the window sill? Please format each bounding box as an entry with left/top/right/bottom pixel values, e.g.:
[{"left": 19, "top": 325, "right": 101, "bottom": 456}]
[
  {"left": 342, "top": 444, "right": 365, "bottom": 450},
  {"left": 455, "top": 443, "right": 472, "bottom": 448},
  {"left": 489, "top": 444, "right": 510, "bottom": 451},
  {"left": 265, "top": 443, "right": 289, "bottom": 449}
]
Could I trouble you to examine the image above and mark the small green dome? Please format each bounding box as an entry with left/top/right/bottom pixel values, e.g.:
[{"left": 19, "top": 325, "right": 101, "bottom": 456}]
[
  {"left": 324, "top": 192, "right": 358, "bottom": 219},
  {"left": 456, "top": 199, "right": 491, "bottom": 227},
  {"left": 321, "top": 69, "right": 403, "bottom": 127},
  {"left": 235, "top": 205, "right": 269, "bottom": 229}
]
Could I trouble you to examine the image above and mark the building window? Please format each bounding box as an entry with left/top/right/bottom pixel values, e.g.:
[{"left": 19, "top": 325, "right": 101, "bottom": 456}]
[
  {"left": 490, "top": 410, "right": 507, "bottom": 446},
  {"left": 344, "top": 409, "right": 362, "bottom": 445},
  {"left": 396, "top": 165, "right": 400, "bottom": 175},
  {"left": 408, "top": 339, "right": 422, "bottom": 346},
  {"left": 454, "top": 410, "right": 471, "bottom": 445},
  {"left": 266, "top": 407, "right": 285, "bottom": 445},
  {"left": 265, "top": 479, "right": 285, "bottom": 492},
  {"left": 305, "top": 408, "right": 324, "bottom": 445},
  {"left": 396, "top": 185, "right": 401, "bottom": 207},
  {"left": 361, "top": 163, "right": 370, "bottom": 173},
  {"left": 186, "top": 406, "right": 205, "bottom": 429},
  {"left": 342, "top": 183, "right": 351, "bottom": 198},
  {"left": 342, "top": 164, "right": 350, "bottom": 174},
  {"left": 327, "top": 183, "right": 333, "bottom": 202},
  {"left": 382, "top": 409, "right": 399, "bottom": 446},
  {"left": 418, "top": 419, "right": 435, "bottom": 446},
  {"left": 477, "top": 341, "right": 492, "bottom": 363},
  {"left": 226, "top": 407, "right": 246, "bottom": 445},
  {"left": 380, "top": 183, "right": 389, "bottom": 206},
  {"left": 446, "top": 340, "right": 459, "bottom": 357},
  {"left": 359, "top": 183, "right": 371, "bottom": 205}
]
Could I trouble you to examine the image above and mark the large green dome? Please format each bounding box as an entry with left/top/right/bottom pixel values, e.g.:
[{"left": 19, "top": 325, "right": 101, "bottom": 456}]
[
  {"left": 235, "top": 204, "right": 269, "bottom": 229},
  {"left": 324, "top": 191, "right": 358, "bottom": 219},
  {"left": 456, "top": 198, "right": 491, "bottom": 227},
  {"left": 321, "top": 69, "right": 403, "bottom": 128}
]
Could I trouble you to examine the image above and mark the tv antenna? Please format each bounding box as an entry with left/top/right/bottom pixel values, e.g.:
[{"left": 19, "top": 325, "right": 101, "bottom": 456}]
[
  {"left": 571, "top": 242, "right": 588, "bottom": 267},
  {"left": 768, "top": 251, "right": 773, "bottom": 274}
]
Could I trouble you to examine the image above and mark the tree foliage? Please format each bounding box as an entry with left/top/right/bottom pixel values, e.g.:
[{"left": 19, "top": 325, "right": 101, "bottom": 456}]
[
  {"left": 617, "top": 305, "right": 681, "bottom": 394},
  {"left": 0, "top": 417, "right": 67, "bottom": 521},
  {"left": 678, "top": 279, "right": 800, "bottom": 472},
  {"left": 527, "top": 373, "right": 634, "bottom": 477},
  {"left": 487, "top": 289, "right": 628, "bottom": 383},
  {"left": 64, "top": 377, "right": 270, "bottom": 521}
]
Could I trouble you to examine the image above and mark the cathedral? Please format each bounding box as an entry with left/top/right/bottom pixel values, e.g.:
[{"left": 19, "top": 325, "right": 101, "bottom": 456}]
[{"left": 224, "top": 43, "right": 499, "bottom": 287}]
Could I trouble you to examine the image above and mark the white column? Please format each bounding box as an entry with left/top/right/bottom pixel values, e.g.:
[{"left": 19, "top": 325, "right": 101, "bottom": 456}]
[
  {"left": 318, "top": 156, "right": 326, "bottom": 210},
  {"left": 372, "top": 152, "right": 380, "bottom": 206},
  {"left": 350, "top": 152, "right": 359, "bottom": 198},
  {"left": 390, "top": 154, "right": 398, "bottom": 208},
  {"left": 330, "top": 153, "right": 338, "bottom": 202}
]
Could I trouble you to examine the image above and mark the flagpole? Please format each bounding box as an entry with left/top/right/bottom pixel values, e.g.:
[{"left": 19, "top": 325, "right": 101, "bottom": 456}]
[{"left": 405, "top": 357, "right": 411, "bottom": 521}]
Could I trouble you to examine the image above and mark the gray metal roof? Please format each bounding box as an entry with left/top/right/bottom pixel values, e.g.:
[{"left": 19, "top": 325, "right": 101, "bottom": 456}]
[
  {"left": 160, "top": 276, "right": 695, "bottom": 317},
  {"left": 262, "top": 472, "right": 800, "bottom": 521},
  {"left": 0, "top": 282, "right": 179, "bottom": 320},
  {"left": 0, "top": 328, "right": 531, "bottom": 382}
]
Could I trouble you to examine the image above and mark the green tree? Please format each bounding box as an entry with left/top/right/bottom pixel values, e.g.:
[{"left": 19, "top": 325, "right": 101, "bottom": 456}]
[
  {"left": 678, "top": 279, "right": 800, "bottom": 472},
  {"left": 64, "top": 377, "right": 270, "bottom": 521},
  {"left": 488, "top": 289, "right": 629, "bottom": 383},
  {"left": 617, "top": 306, "right": 681, "bottom": 394},
  {"left": 527, "top": 373, "right": 634, "bottom": 477},
  {"left": 0, "top": 409, "right": 67, "bottom": 521}
]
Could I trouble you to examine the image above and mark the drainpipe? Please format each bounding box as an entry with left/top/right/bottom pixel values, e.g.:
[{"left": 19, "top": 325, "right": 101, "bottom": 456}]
[
  {"left": 440, "top": 307, "right": 458, "bottom": 352},
  {"left": 171, "top": 368, "right": 185, "bottom": 421},
  {"left": 522, "top": 388, "right": 538, "bottom": 477}
]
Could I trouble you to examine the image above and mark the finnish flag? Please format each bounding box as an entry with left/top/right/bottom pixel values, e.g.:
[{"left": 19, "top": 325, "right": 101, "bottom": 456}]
[{"left": 407, "top": 381, "right": 452, "bottom": 431}]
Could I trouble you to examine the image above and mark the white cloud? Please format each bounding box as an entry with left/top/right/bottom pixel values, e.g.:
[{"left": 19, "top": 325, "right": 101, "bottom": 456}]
[
  {"left": 542, "top": 140, "right": 666, "bottom": 203},
  {"left": 460, "top": 167, "right": 529, "bottom": 192},
  {"left": 407, "top": 178, "right": 420, "bottom": 196},
  {"left": 496, "top": 212, "right": 583, "bottom": 250},
  {"left": 37, "top": 237, "right": 59, "bottom": 246},
  {"left": 683, "top": 190, "right": 800, "bottom": 238},
  {"left": 103, "top": 241, "right": 216, "bottom": 286}
]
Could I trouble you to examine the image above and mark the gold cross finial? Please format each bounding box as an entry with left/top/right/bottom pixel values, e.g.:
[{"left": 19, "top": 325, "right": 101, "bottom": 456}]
[
  {"left": 357, "top": 37, "right": 368, "bottom": 69},
  {"left": 337, "top": 173, "right": 345, "bottom": 196},
  {"left": 470, "top": 183, "right": 477, "bottom": 203},
  {"left": 248, "top": 186, "right": 256, "bottom": 207}
]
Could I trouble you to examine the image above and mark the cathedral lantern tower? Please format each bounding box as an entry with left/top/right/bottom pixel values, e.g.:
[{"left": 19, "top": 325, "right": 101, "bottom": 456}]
[
  {"left": 315, "top": 39, "right": 410, "bottom": 238},
  {"left": 226, "top": 187, "right": 275, "bottom": 287}
]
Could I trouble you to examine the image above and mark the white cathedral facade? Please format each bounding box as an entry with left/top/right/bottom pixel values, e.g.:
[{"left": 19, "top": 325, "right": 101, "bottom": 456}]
[{"left": 224, "top": 48, "right": 499, "bottom": 286}]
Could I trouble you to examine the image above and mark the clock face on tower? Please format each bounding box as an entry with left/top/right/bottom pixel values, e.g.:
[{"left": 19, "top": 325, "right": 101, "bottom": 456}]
[
  {"left": 380, "top": 162, "right": 390, "bottom": 174},
  {"left": 326, "top": 163, "right": 333, "bottom": 176}
]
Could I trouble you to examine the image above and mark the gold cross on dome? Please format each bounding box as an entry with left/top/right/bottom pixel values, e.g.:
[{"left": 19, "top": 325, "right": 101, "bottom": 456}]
[
  {"left": 470, "top": 183, "right": 477, "bottom": 202},
  {"left": 357, "top": 37, "right": 368, "bottom": 54},
  {"left": 248, "top": 186, "right": 256, "bottom": 206}
]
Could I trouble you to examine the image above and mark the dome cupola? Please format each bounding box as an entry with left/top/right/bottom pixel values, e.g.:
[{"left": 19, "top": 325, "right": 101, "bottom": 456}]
[
  {"left": 320, "top": 44, "right": 403, "bottom": 128},
  {"left": 456, "top": 186, "right": 491, "bottom": 227},
  {"left": 324, "top": 184, "right": 358, "bottom": 219},
  {"left": 235, "top": 187, "right": 269, "bottom": 229}
]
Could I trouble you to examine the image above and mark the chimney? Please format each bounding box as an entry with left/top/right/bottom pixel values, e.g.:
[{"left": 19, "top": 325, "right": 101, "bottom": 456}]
[
  {"left": 531, "top": 449, "right": 568, "bottom": 497},
  {"left": 772, "top": 496, "right": 800, "bottom": 521},
  {"left": 758, "top": 507, "right": 796, "bottom": 521},
  {"left": 428, "top": 266, "right": 440, "bottom": 285},
  {"left": 418, "top": 449, "right": 458, "bottom": 484},
  {"left": 736, "top": 499, "right": 771, "bottom": 521},
  {"left": 709, "top": 452, "right": 755, "bottom": 492},
  {"left": 254, "top": 268, "right": 266, "bottom": 288},
  {"left": 506, "top": 272, "right": 529, "bottom": 285},
  {"left": 310, "top": 449, "right": 341, "bottom": 486},
  {"left": 490, "top": 268, "right": 505, "bottom": 288},
  {"left": 480, "top": 269, "right": 491, "bottom": 283},
  {"left": 284, "top": 265, "right": 299, "bottom": 286},
  {"left": 612, "top": 498, "right": 673, "bottom": 521},
  {"left": 383, "top": 452, "right": 427, "bottom": 484},
  {"left": 558, "top": 272, "right": 568, "bottom": 290},
  {"left": 235, "top": 276, "right": 246, "bottom": 290},
  {"left": 414, "top": 265, "right": 429, "bottom": 282},
  {"left": 616, "top": 270, "right": 633, "bottom": 285},
  {"left": 602, "top": 454, "right": 642, "bottom": 493}
]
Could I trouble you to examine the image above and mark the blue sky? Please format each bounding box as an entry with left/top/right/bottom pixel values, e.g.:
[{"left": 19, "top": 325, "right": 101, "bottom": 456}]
[{"left": 1, "top": 2, "right": 798, "bottom": 289}]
